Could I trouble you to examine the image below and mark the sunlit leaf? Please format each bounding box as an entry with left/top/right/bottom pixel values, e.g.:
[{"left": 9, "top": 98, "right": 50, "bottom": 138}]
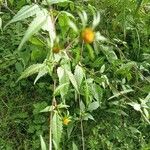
[
  {"left": 108, "top": 89, "right": 134, "bottom": 100},
  {"left": 5, "top": 4, "right": 40, "bottom": 28},
  {"left": 74, "top": 65, "right": 84, "bottom": 88},
  {"left": 57, "top": 67, "right": 69, "bottom": 100},
  {"left": 46, "top": 0, "right": 70, "bottom": 5},
  {"left": 54, "top": 83, "right": 69, "bottom": 96},
  {"left": 18, "top": 10, "right": 47, "bottom": 50},
  {"left": 40, "top": 106, "right": 54, "bottom": 113},
  {"left": 17, "top": 63, "right": 45, "bottom": 81},
  {"left": 52, "top": 112, "right": 63, "bottom": 150},
  {"left": 65, "top": 69, "right": 79, "bottom": 93},
  {"left": 40, "top": 135, "right": 47, "bottom": 150},
  {"left": 34, "top": 66, "right": 48, "bottom": 84},
  {"left": 72, "top": 142, "right": 78, "bottom": 150},
  {"left": 88, "top": 101, "right": 99, "bottom": 112},
  {"left": 128, "top": 102, "right": 141, "bottom": 111},
  {"left": 0, "top": 18, "right": 2, "bottom": 30}
]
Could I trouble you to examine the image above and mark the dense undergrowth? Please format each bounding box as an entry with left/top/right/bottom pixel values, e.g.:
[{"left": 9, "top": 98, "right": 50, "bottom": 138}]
[{"left": 0, "top": 0, "right": 150, "bottom": 149}]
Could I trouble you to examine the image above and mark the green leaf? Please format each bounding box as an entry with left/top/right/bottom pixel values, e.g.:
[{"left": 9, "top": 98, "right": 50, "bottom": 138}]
[
  {"left": 72, "top": 142, "right": 78, "bottom": 150},
  {"left": 40, "top": 135, "right": 47, "bottom": 150},
  {"left": 57, "top": 67, "right": 70, "bottom": 100},
  {"left": 54, "top": 83, "right": 69, "bottom": 96},
  {"left": 41, "top": 11, "right": 56, "bottom": 47},
  {"left": 46, "top": 0, "right": 70, "bottom": 5},
  {"left": 40, "top": 106, "right": 54, "bottom": 113},
  {"left": 83, "top": 113, "right": 95, "bottom": 121},
  {"left": 88, "top": 101, "right": 99, "bottom": 112},
  {"left": 17, "top": 63, "right": 45, "bottom": 82},
  {"left": 91, "top": 83, "right": 103, "bottom": 102},
  {"left": 86, "top": 44, "right": 95, "bottom": 61},
  {"left": 101, "top": 46, "right": 118, "bottom": 62},
  {"left": 52, "top": 112, "right": 63, "bottom": 150},
  {"left": 128, "top": 102, "right": 141, "bottom": 111},
  {"left": 108, "top": 89, "right": 134, "bottom": 100},
  {"left": 34, "top": 66, "right": 48, "bottom": 84},
  {"left": 144, "top": 93, "right": 150, "bottom": 102},
  {"left": 29, "top": 36, "right": 45, "bottom": 46},
  {"left": 80, "top": 100, "right": 85, "bottom": 112},
  {"left": 5, "top": 4, "right": 40, "bottom": 28},
  {"left": 116, "top": 62, "right": 136, "bottom": 75},
  {"left": 0, "top": 17, "right": 2, "bottom": 30},
  {"left": 18, "top": 10, "right": 47, "bottom": 50},
  {"left": 65, "top": 69, "right": 79, "bottom": 93},
  {"left": 74, "top": 65, "right": 84, "bottom": 88}
]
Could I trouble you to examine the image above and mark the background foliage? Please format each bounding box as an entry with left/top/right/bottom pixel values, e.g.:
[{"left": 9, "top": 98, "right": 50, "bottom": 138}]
[{"left": 0, "top": 0, "right": 150, "bottom": 149}]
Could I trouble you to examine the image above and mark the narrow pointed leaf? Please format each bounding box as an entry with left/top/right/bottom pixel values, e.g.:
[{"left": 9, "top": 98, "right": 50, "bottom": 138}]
[
  {"left": 5, "top": 4, "right": 40, "bottom": 28},
  {"left": 54, "top": 83, "right": 69, "bottom": 96},
  {"left": 74, "top": 65, "right": 84, "bottom": 87},
  {"left": 34, "top": 66, "right": 48, "bottom": 84},
  {"left": 17, "top": 63, "right": 45, "bottom": 81},
  {"left": 51, "top": 112, "right": 63, "bottom": 150},
  {"left": 46, "top": 0, "right": 70, "bottom": 5},
  {"left": 65, "top": 69, "right": 79, "bottom": 93},
  {"left": 18, "top": 10, "right": 47, "bottom": 51},
  {"left": 40, "top": 135, "right": 47, "bottom": 150},
  {"left": 57, "top": 67, "right": 69, "bottom": 99},
  {"left": 108, "top": 89, "right": 134, "bottom": 100}
]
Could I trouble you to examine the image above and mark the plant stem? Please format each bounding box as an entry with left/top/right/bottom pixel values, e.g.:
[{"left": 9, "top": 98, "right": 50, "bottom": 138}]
[
  {"left": 49, "top": 79, "right": 56, "bottom": 150},
  {"left": 49, "top": 110, "right": 53, "bottom": 150},
  {"left": 80, "top": 117, "right": 85, "bottom": 150},
  {"left": 79, "top": 94, "right": 85, "bottom": 150}
]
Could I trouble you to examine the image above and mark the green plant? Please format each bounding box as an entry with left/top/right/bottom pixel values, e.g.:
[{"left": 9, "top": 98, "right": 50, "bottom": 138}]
[{"left": 1, "top": 0, "right": 150, "bottom": 149}]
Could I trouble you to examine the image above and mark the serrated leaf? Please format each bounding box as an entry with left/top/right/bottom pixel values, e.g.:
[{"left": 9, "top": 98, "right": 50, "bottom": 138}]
[
  {"left": 117, "top": 62, "right": 136, "bottom": 74},
  {"left": 34, "top": 66, "right": 48, "bottom": 84},
  {"left": 65, "top": 69, "right": 79, "bottom": 93},
  {"left": 46, "top": 0, "right": 70, "bottom": 5},
  {"left": 5, "top": 4, "right": 40, "bottom": 28},
  {"left": 74, "top": 65, "right": 84, "bottom": 88},
  {"left": 108, "top": 89, "right": 134, "bottom": 100},
  {"left": 18, "top": 10, "right": 47, "bottom": 50},
  {"left": 91, "top": 83, "right": 103, "bottom": 101},
  {"left": 57, "top": 67, "right": 70, "bottom": 100},
  {"left": 17, "top": 63, "right": 45, "bottom": 81},
  {"left": 101, "top": 46, "right": 118, "bottom": 62},
  {"left": 83, "top": 113, "right": 95, "bottom": 121},
  {"left": 52, "top": 112, "right": 63, "bottom": 150},
  {"left": 40, "top": 135, "right": 47, "bottom": 150},
  {"left": 41, "top": 11, "right": 56, "bottom": 47},
  {"left": 88, "top": 101, "right": 99, "bottom": 112},
  {"left": 80, "top": 100, "right": 85, "bottom": 112},
  {"left": 40, "top": 106, "right": 54, "bottom": 113},
  {"left": 54, "top": 83, "right": 69, "bottom": 96}
]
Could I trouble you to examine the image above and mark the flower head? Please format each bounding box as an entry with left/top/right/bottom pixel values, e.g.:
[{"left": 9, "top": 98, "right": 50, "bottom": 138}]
[
  {"left": 68, "top": 11, "right": 106, "bottom": 44},
  {"left": 63, "top": 116, "right": 71, "bottom": 125}
]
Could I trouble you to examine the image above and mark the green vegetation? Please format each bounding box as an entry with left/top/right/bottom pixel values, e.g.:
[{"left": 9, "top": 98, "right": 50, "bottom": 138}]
[{"left": 0, "top": 0, "right": 150, "bottom": 149}]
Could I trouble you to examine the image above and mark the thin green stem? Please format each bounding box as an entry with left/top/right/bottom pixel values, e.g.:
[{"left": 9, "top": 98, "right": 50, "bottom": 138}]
[
  {"left": 49, "top": 79, "right": 56, "bottom": 150},
  {"left": 78, "top": 94, "right": 85, "bottom": 150}
]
